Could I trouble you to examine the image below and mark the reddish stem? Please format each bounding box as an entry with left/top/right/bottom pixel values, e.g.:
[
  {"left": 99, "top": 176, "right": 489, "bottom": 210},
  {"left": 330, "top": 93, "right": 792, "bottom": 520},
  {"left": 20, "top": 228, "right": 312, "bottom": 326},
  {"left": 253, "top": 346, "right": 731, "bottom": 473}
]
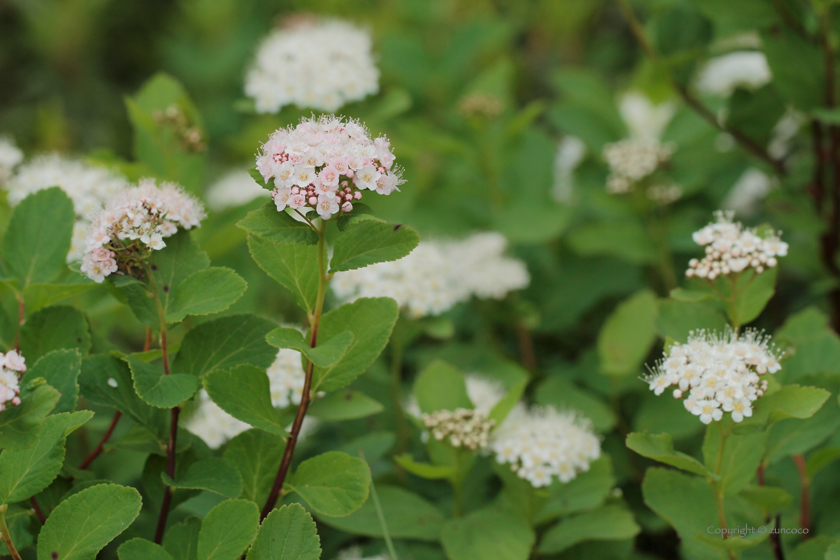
[
  {"left": 78, "top": 411, "right": 122, "bottom": 470},
  {"left": 30, "top": 497, "right": 46, "bottom": 524},
  {"left": 793, "top": 454, "right": 810, "bottom": 539}
]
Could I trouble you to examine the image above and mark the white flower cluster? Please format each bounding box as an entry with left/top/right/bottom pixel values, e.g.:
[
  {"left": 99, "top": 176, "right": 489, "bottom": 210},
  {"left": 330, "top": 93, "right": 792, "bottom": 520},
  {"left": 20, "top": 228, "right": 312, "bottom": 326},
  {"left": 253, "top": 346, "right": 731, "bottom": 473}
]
[
  {"left": 465, "top": 375, "right": 505, "bottom": 415},
  {"left": 205, "top": 169, "right": 270, "bottom": 212},
  {"left": 245, "top": 19, "right": 379, "bottom": 114},
  {"left": 80, "top": 178, "right": 206, "bottom": 283},
  {"left": 5, "top": 153, "right": 129, "bottom": 261},
  {"left": 256, "top": 115, "right": 402, "bottom": 220},
  {"left": 421, "top": 408, "right": 496, "bottom": 450},
  {"left": 332, "top": 232, "right": 529, "bottom": 318},
  {"left": 696, "top": 51, "right": 772, "bottom": 97},
  {"left": 490, "top": 405, "right": 601, "bottom": 487},
  {"left": 686, "top": 211, "right": 788, "bottom": 280},
  {"left": 335, "top": 548, "right": 389, "bottom": 560},
  {"left": 645, "top": 328, "right": 782, "bottom": 424},
  {"left": 0, "top": 350, "right": 26, "bottom": 412},
  {"left": 0, "top": 137, "right": 23, "bottom": 184},
  {"left": 552, "top": 136, "right": 587, "bottom": 202},
  {"left": 186, "top": 348, "right": 314, "bottom": 449},
  {"left": 603, "top": 139, "right": 676, "bottom": 194}
]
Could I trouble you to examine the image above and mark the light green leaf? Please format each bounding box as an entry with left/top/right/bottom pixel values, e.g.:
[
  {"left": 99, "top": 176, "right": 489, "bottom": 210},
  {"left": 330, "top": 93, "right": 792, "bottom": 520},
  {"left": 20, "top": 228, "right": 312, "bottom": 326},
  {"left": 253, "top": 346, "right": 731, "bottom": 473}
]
[
  {"left": 247, "top": 236, "right": 319, "bottom": 314},
  {"left": 329, "top": 217, "right": 420, "bottom": 273},
  {"left": 265, "top": 328, "right": 354, "bottom": 368},
  {"left": 535, "top": 456, "right": 616, "bottom": 523},
  {"left": 393, "top": 454, "right": 457, "bottom": 480},
  {"left": 566, "top": 220, "right": 657, "bottom": 264},
  {"left": 197, "top": 499, "right": 260, "bottom": 560},
  {"left": 318, "top": 485, "right": 444, "bottom": 541},
  {"left": 204, "top": 365, "right": 289, "bottom": 437},
  {"left": 702, "top": 423, "right": 767, "bottom": 494},
  {"left": 23, "top": 282, "right": 96, "bottom": 314},
  {"left": 0, "top": 411, "right": 92, "bottom": 504},
  {"left": 36, "top": 483, "right": 143, "bottom": 560},
  {"left": 3, "top": 187, "right": 75, "bottom": 288},
  {"left": 488, "top": 379, "right": 528, "bottom": 425},
  {"left": 162, "top": 458, "right": 242, "bottom": 499},
  {"left": 441, "top": 507, "right": 535, "bottom": 560},
  {"left": 626, "top": 432, "right": 711, "bottom": 477},
  {"left": 19, "top": 305, "right": 91, "bottom": 363},
  {"left": 166, "top": 267, "right": 247, "bottom": 323},
  {"left": 237, "top": 203, "right": 317, "bottom": 245},
  {"left": 125, "top": 355, "right": 199, "bottom": 408},
  {"left": 287, "top": 451, "right": 371, "bottom": 518},
  {"left": 735, "top": 385, "right": 831, "bottom": 431},
  {"left": 119, "top": 538, "right": 175, "bottom": 560},
  {"left": 729, "top": 267, "right": 777, "bottom": 326},
  {"left": 172, "top": 314, "right": 278, "bottom": 379},
  {"left": 535, "top": 377, "right": 616, "bottom": 432},
  {"left": 0, "top": 381, "right": 61, "bottom": 450},
  {"left": 597, "top": 290, "right": 658, "bottom": 376},
  {"left": 246, "top": 504, "right": 321, "bottom": 560},
  {"left": 739, "top": 485, "right": 792, "bottom": 512},
  {"left": 670, "top": 288, "right": 715, "bottom": 303},
  {"left": 21, "top": 349, "right": 82, "bottom": 413},
  {"left": 412, "top": 360, "right": 472, "bottom": 414},
  {"left": 538, "top": 505, "right": 640, "bottom": 554},
  {"left": 223, "top": 430, "right": 285, "bottom": 502},
  {"left": 163, "top": 517, "right": 201, "bottom": 560},
  {"left": 695, "top": 529, "right": 769, "bottom": 551},
  {"left": 307, "top": 390, "right": 384, "bottom": 421},
  {"left": 312, "top": 298, "right": 399, "bottom": 393}
]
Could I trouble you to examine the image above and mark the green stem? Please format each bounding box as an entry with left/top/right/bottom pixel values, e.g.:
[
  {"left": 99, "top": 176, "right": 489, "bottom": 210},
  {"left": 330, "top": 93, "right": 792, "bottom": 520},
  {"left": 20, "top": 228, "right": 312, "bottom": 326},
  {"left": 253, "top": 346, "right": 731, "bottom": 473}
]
[
  {"left": 710, "top": 422, "right": 736, "bottom": 560},
  {"left": 390, "top": 320, "right": 410, "bottom": 458},
  {"left": 369, "top": 475, "right": 400, "bottom": 560},
  {"left": 146, "top": 265, "right": 177, "bottom": 544},
  {"left": 261, "top": 219, "right": 329, "bottom": 521},
  {"left": 0, "top": 506, "right": 22, "bottom": 560}
]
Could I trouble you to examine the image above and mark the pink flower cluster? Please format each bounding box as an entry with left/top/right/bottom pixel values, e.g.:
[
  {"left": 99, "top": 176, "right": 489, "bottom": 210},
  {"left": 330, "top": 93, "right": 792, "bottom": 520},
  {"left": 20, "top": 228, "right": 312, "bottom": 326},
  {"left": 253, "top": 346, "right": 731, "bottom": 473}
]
[
  {"left": 80, "top": 178, "right": 206, "bottom": 283},
  {"left": 256, "top": 115, "right": 403, "bottom": 220},
  {"left": 0, "top": 350, "right": 26, "bottom": 412}
]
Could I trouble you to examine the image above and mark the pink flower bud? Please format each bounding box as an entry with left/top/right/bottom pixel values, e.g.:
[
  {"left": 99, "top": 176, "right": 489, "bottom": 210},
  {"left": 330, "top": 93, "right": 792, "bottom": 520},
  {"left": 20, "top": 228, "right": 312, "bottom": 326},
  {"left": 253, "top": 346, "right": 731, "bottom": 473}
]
[
  {"left": 342, "top": 202, "right": 353, "bottom": 213},
  {"left": 354, "top": 191, "right": 362, "bottom": 200},
  {"left": 308, "top": 196, "right": 318, "bottom": 205}
]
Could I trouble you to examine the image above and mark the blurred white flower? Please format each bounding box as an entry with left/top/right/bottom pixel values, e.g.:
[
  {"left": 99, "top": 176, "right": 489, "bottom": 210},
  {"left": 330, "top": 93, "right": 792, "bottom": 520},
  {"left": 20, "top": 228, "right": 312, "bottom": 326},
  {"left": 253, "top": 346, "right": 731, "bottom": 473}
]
[
  {"left": 552, "top": 136, "right": 587, "bottom": 202},
  {"left": 0, "top": 350, "right": 25, "bottom": 413},
  {"left": 267, "top": 348, "right": 307, "bottom": 409},
  {"left": 645, "top": 328, "right": 782, "bottom": 424},
  {"left": 490, "top": 405, "right": 601, "bottom": 487},
  {"left": 0, "top": 137, "right": 23, "bottom": 184},
  {"left": 245, "top": 18, "right": 379, "bottom": 114},
  {"left": 696, "top": 52, "right": 772, "bottom": 97},
  {"left": 335, "top": 548, "right": 389, "bottom": 560},
  {"left": 465, "top": 375, "right": 506, "bottom": 415},
  {"left": 205, "top": 169, "right": 270, "bottom": 212},
  {"left": 185, "top": 390, "right": 251, "bottom": 449},
  {"left": 723, "top": 168, "right": 775, "bottom": 216},
  {"left": 768, "top": 109, "right": 804, "bottom": 159},
  {"left": 79, "top": 178, "right": 206, "bottom": 283},
  {"left": 619, "top": 92, "right": 676, "bottom": 141},
  {"left": 422, "top": 408, "right": 495, "bottom": 450},
  {"left": 686, "top": 210, "right": 788, "bottom": 280},
  {"left": 332, "top": 232, "right": 529, "bottom": 319}
]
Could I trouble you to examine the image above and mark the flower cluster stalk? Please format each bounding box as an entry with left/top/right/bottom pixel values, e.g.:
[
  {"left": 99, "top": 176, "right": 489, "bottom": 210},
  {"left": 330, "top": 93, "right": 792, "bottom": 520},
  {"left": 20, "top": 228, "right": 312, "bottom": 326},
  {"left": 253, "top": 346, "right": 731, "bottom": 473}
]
[
  {"left": 710, "top": 422, "right": 736, "bottom": 560},
  {"left": 0, "top": 506, "right": 22, "bottom": 560},
  {"left": 260, "top": 219, "right": 329, "bottom": 521}
]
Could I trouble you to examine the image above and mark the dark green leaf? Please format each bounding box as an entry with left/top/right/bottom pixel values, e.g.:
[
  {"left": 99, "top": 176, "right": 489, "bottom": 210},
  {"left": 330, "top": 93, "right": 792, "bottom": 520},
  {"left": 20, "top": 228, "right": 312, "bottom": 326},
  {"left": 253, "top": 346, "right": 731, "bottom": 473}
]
[
  {"left": 265, "top": 328, "right": 354, "bottom": 368},
  {"left": 246, "top": 504, "right": 322, "bottom": 560},
  {"left": 197, "top": 499, "right": 260, "bottom": 560},
  {"left": 204, "top": 365, "right": 289, "bottom": 437},
  {"left": 19, "top": 305, "right": 91, "bottom": 363},
  {"left": 307, "top": 390, "right": 384, "bottom": 421},
  {"left": 21, "top": 349, "right": 82, "bottom": 413},
  {"left": 329, "top": 217, "right": 420, "bottom": 273},
  {"left": 162, "top": 458, "right": 242, "bottom": 499},
  {"left": 237, "top": 203, "right": 317, "bottom": 245},
  {"left": 247, "top": 236, "right": 319, "bottom": 314},
  {"left": 125, "top": 355, "right": 199, "bottom": 408},
  {"left": 287, "top": 451, "right": 371, "bottom": 517}
]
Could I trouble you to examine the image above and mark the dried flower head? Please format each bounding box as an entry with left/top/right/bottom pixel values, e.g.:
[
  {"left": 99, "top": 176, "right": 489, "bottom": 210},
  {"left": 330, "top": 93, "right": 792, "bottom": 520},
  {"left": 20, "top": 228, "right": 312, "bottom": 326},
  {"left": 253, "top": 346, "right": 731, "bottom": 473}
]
[
  {"left": 644, "top": 328, "right": 782, "bottom": 424},
  {"left": 421, "top": 408, "right": 496, "bottom": 451},
  {"left": 79, "top": 178, "right": 206, "bottom": 283},
  {"left": 245, "top": 18, "right": 379, "bottom": 114},
  {"left": 256, "top": 115, "right": 403, "bottom": 220},
  {"left": 490, "top": 405, "right": 601, "bottom": 487},
  {"left": 0, "top": 350, "right": 26, "bottom": 412},
  {"left": 332, "top": 232, "right": 529, "bottom": 318},
  {"left": 686, "top": 211, "right": 788, "bottom": 280}
]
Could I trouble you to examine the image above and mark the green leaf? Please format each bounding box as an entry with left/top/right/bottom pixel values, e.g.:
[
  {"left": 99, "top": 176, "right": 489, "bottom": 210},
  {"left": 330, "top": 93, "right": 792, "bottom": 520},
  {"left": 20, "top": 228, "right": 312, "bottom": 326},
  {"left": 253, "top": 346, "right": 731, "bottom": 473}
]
[
  {"left": 163, "top": 517, "right": 201, "bottom": 560},
  {"left": 729, "top": 267, "right": 777, "bottom": 326},
  {"left": 2, "top": 188, "right": 75, "bottom": 288},
  {"left": 197, "top": 499, "right": 260, "bottom": 560},
  {"left": 626, "top": 432, "right": 711, "bottom": 477},
  {"left": 237, "top": 203, "right": 318, "bottom": 245},
  {"left": 488, "top": 379, "right": 528, "bottom": 425},
  {"left": 657, "top": 299, "right": 726, "bottom": 342},
  {"left": 149, "top": 230, "right": 210, "bottom": 315},
  {"left": 21, "top": 349, "right": 82, "bottom": 413},
  {"left": 762, "top": 29, "right": 823, "bottom": 111},
  {"left": 19, "top": 305, "right": 91, "bottom": 363},
  {"left": 318, "top": 485, "right": 444, "bottom": 541},
  {"left": 125, "top": 355, "right": 199, "bottom": 408},
  {"left": 204, "top": 365, "right": 289, "bottom": 437},
  {"left": 312, "top": 298, "right": 399, "bottom": 392},
  {"left": 287, "top": 451, "right": 371, "bottom": 518},
  {"left": 702, "top": 423, "right": 766, "bottom": 495},
  {"left": 79, "top": 355, "right": 165, "bottom": 439},
  {"left": 162, "top": 458, "right": 243, "bottom": 499},
  {"left": 538, "top": 505, "right": 640, "bottom": 553},
  {"left": 412, "top": 360, "right": 472, "bottom": 414},
  {"left": 329, "top": 217, "right": 420, "bottom": 273},
  {"left": 393, "top": 454, "right": 457, "bottom": 480},
  {"left": 223, "top": 430, "right": 284, "bottom": 502},
  {"left": 172, "top": 314, "right": 278, "bottom": 379},
  {"left": 248, "top": 167, "right": 268, "bottom": 188},
  {"left": 36, "top": 483, "right": 143, "bottom": 560},
  {"left": 0, "top": 381, "right": 61, "bottom": 450},
  {"left": 807, "top": 446, "right": 840, "bottom": 479},
  {"left": 535, "top": 377, "right": 616, "bottom": 432},
  {"left": 535, "top": 456, "right": 616, "bottom": 523},
  {"left": 265, "top": 328, "right": 354, "bottom": 368},
  {"left": 307, "top": 390, "right": 384, "bottom": 421},
  {"left": 566, "top": 220, "right": 657, "bottom": 264},
  {"left": 739, "top": 485, "right": 792, "bottom": 512},
  {"left": 119, "top": 538, "right": 175, "bottom": 560},
  {"left": 166, "top": 267, "right": 247, "bottom": 323},
  {"left": 441, "top": 507, "right": 535, "bottom": 560},
  {"left": 670, "top": 288, "right": 715, "bottom": 303},
  {"left": 0, "top": 411, "right": 92, "bottom": 504},
  {"left": 695, "top": 528, "right": 769, "bottom": 551},
  {"left": 597, "top": 290, "right": 658, "bottom": 376},
  {"left": 734, "top": 385, "right": 831, "bottom": 431},
  {"left": 23, "top": 282, "right": 96, "bottom": 314},
  {"left": 246, "top": 504, "right": 322, "bottom": 560},
  {"left": 247, "top": 236, "right": 319, "bottom": 314}
]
